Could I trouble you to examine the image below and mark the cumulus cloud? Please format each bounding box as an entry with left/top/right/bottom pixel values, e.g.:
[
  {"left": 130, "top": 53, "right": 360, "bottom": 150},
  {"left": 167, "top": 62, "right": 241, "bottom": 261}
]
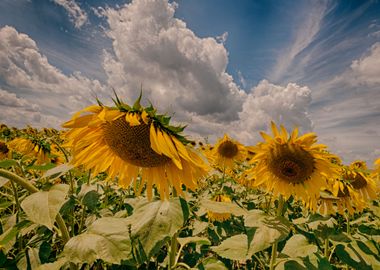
[
  {"left": 311, "top": 42, "right": 380, "bottom": 164},
  {"left": 53, "top": 0, "right": 88, "bottom": 28},
  {"left": 236, "top": 80, "right": 312, "bottom": 142},
  {"left": 0, "top": 25, "right": 107, "bottom": 127},
  {"left": 103, "top": 0, "right": 245, "bottom": 121},
  {"left": 98, "top": 0, "right": 314, "bottom": 144}
]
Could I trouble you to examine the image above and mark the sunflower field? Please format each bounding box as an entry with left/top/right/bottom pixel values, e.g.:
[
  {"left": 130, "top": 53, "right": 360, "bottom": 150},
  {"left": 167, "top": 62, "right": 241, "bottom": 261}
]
[{"left": 0, "top": 95, "right": 379, "bottom": 270}]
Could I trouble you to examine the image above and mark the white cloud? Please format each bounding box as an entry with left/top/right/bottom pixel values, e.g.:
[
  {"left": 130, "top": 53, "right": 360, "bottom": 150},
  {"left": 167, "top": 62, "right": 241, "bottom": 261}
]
[
  {"left": 0, "top": 89, "right": 39, "bottom": 111},
  {"left": 236, "top": 80, "right": 312, "bottom": 142},
  {"left": 103, "top": 0, "right": 245, "bottom": 121},
  {"left": 0, "top": 25, "right": 107, "bottom": 127},
  {"left": 311, "top": 42, "right": 380, "bottom": 165},
  {"left": 53, "top": 0, "right": 88, "bottom": 28},
  {"left": 101, "top": 0, "right": 314, "bottom": 145}
]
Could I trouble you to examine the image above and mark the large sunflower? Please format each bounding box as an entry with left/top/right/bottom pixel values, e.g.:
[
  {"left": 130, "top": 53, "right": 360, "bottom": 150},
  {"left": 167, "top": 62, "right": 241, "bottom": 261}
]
[
  {"left": 246, "top": 122, "right": 339, "bottom": 205},
  {"left": 207, "top": 134, "right": 247, "bottom": 171},
  {"left": 62, "top": 94, "right": 209, "bottom": 200}
]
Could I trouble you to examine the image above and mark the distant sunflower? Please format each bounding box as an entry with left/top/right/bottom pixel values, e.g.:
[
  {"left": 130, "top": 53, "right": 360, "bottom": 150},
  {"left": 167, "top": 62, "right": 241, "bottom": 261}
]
[
  {"left": 314, "top": 181, "right": 365, "bottom": 216},
  {"left": 207, "top": 134, "right": 247, "bottom": 171},
  {"left": 344, "top": 163, "right": 377, "bottom": 202},
  {"left": 246, "top": 122, "right": 339, "bottom": 205},
  {"left": 62, "top": 93, "right": 209, "bottom": 200},
  {"left": 207, "top": 194, "right": 232, "bottom": 222},
  {"left": 8, "top": 137, "right": 51, "bottom": 164},
  {"left": 0, "top": 140, "right": 9, "bottom": 159}
]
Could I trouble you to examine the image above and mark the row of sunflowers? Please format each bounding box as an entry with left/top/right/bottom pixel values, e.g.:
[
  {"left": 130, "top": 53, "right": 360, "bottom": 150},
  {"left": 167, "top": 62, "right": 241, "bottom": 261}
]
[{"left": 0, "top": 94, "right": 379, "bottom": 269}]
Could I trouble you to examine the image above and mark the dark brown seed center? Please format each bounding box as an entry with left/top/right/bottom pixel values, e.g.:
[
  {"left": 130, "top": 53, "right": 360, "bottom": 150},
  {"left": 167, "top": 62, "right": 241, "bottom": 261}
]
[
  {"left": 103, "top": 117, "right": 171, "bottom": 167},
  {"left": 0, "top": 142, "right": 9, "bottom": 154},
  {"left": 218, "top": 141, "right": 238, "bottom": 158},
  {"left": 269, "top": 144, "right": 315, "bottom": 184}
]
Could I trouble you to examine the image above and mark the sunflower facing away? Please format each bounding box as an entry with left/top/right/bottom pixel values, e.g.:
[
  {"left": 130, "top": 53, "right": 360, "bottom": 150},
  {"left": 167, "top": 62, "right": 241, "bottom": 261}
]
[
  {"left": 207, "top": 134, "right": 247, "bottom": 171},
  {"left": 62, "top": 94, "right": 209, "bottom": 200},
  {"left": 207, "top": 194, "right": 232, "bottom": 222},
  {"left": 245, "top": 122, "right": 339, "bottom": 205},
  {"left": 7, "top": 137, "right": 51, "bottom": 164}
]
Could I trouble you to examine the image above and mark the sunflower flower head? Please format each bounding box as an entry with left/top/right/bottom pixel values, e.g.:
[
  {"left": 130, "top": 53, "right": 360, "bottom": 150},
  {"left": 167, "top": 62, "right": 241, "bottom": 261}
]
[
  {"left": 0, "top": 140, "right": 10, "bottom": 160},
  {"left": 343, "top": 164, "right": 377, "bottom": 202},
  {"left": 207, "top": 194, "right": 232, "bottom": 222},
  {"left": 62, "top": 93, "right": 209, "bottom": 200},
  {"left": 207, "top": 134, "right": 247, "bottom": 171},
  {"left": 8, "top": 137, "right": 51, "bottom": 164},
  {"left": 246, "top": 122, "right": 339, "bottom": 206}
]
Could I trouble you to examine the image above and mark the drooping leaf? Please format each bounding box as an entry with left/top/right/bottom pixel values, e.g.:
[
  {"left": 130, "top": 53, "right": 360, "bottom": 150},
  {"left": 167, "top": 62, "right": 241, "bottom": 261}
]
[
  {"left": 0, "top": 159, "right": 18, "bottom": 169},
  {"left": 200, "top": 199, "right": 246, "bottom": 216},
  {"left": 21, "top": 184, "right": 69, "bottom": 230},
  {"left": 42, "top": 163, "right": 73, "bottom": 179}
]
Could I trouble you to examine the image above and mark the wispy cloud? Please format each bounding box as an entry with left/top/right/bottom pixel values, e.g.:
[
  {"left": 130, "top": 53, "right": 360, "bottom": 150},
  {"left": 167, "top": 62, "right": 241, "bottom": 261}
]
[
  {"left": 270, "top": 1, "right": 329, "bottom": 83},
  {"left": 53, "top": 0, "right": 88, "bottom": 28}
]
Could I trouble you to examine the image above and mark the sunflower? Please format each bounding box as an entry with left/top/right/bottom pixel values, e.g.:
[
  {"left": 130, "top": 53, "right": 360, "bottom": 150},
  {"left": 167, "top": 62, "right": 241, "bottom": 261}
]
[
  {"left": 246, "top": 122, "right": 339, "bottom": 205},
  {"left": 207, "top": 194, "right": 232, "bottom": 222},
  {"left": 344, "top": 163, "right": 377, "bottom": 202},
  {"left": 0, "top": 140, "right": 10, "bottom": 160},
  {"left": 7, "top": 137, "right": 51, "bottom": 164},
  {"left": 314, "top": 181, "right": 366, "bottom": 216},
  {"left": 207, "top": 134, "right": 247, "bottom": 172},
  {"left": 62, "top": 94, "right": 209, "bottom": 200}
]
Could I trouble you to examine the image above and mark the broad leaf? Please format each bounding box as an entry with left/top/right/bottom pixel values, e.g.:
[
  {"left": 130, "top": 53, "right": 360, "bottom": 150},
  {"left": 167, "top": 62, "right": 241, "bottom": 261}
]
[
  {"left": 21, "top": 184, "right": 69, "bottom": 230},
  {"left": 127, "top": 198, "right": 184, "bottom": 257},
  {"left": 200, "top": 257, "right": 228, "bottom": 270},
  {"left": 212, "top": 234, "right": 249, "bottom": 261},
  {"left": 281, "top": 234, "right": 318, "bottom": 258},
  {"left": 63, "top": 217, "right": 132, "bottom": 264}
]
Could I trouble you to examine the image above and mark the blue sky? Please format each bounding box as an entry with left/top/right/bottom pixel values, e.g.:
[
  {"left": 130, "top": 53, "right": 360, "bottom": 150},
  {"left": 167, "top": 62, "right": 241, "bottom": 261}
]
[{"left": 0, "top": 0, "right": 379, "bottom": 164}]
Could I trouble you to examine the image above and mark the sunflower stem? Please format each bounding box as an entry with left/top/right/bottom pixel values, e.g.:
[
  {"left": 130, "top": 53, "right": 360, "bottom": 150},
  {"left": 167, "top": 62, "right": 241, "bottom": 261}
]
[
  {"left": 324, "top": 238, "right": 329, "bottom": 258},
  {"left": 0, "top": 169, "right": 71, "bottom": 245},
  {"left": 168, "top": 232, "right": 179, "bottom": 269},
  {"left": 269, "top": 195, "right": 285, "bottom": 270}
]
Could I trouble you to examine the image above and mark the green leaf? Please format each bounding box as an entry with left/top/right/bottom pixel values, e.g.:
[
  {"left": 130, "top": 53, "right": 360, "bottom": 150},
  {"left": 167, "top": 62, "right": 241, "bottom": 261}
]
[
  {"left": 63, "top": 217, "right": 132, "bottom": 264},
  {"left": 0, "top": 159, "right": 17, "bottom": 169},
  {"left": 177, "top": 236, "right": 211, "bottom": 248},
  {"left": 244, "top": 210, "right": 291, "bottom": 255},
  {"left": 247, "top": 218, "right": 290, "bottom": 256},
  {"left": 335, "top": 244, "right": 373, "bottom": 270},
  {"left": 42, "top": 163, "right": 73, "bottom": 179},
  {"left": 281, "top": 234, "right": 318, "bottom": 258},
  {"left": 21, "top": 184, "right": 69, "bottom": 230},
  {"left": 78, "top": 184, "right": 99, "bottom": 211},
  {"left": 27, "top": 163, "right": 56, "bottom": 171},
  {"left": 211, "top": 234, "right": 249, "bottom": 261},
  {"left": 275, "top": 259, "right": 306, "bottom": 270},
  {"left": 199, "top": 257, "right": 228, "bottom": 270},
  {"left": 244, "top": 209, "right": 268, "bottom": 227},
  {"left": 39, "top": 241, "right": 52, "bottom": 264},
  {"left": 127, "top": 198, "right": 184, "bottom": 257},
  {"left": 200, "top": 199, "right": 246, "bottom": 216}
]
